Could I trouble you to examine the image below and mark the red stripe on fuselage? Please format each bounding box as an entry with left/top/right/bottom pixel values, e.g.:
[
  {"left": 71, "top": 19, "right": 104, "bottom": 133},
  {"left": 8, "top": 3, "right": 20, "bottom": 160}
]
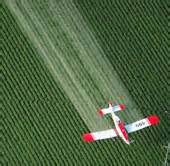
[
  {"left": 118, "top": 122, "right": 129, "bottom": 141},
  {"left": 114, "top": 128, "right": 118, "bottom": 136}
]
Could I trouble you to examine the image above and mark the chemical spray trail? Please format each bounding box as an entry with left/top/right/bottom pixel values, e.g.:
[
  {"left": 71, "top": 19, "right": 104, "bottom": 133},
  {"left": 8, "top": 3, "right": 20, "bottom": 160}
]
[{"left": 6, "top": 0, "right": 142, "bottom": 131}]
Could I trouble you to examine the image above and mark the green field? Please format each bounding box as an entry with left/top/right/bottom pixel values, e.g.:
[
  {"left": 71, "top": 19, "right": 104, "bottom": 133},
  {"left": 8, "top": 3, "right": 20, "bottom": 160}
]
[{"left": 2, "top": 0, "right": 169, "bottom": 165}]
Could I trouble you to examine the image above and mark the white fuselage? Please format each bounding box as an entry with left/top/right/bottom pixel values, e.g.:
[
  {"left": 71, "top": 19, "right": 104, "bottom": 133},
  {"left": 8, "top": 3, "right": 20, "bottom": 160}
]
[{"left": 111, "top": 112, "right": 130, "bottom": 144}]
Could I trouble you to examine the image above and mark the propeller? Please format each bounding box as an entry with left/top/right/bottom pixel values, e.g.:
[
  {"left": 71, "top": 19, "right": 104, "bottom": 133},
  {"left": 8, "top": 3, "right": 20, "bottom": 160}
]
[{"left": 129, "top": 140, "right": 135, "bottom": 144}]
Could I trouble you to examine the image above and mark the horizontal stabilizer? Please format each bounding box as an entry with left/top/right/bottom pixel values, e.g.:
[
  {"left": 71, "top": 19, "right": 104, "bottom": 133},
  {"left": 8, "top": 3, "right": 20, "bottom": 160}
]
[{"left": 98, "top": 104, "right": 125, "bottom": 116}]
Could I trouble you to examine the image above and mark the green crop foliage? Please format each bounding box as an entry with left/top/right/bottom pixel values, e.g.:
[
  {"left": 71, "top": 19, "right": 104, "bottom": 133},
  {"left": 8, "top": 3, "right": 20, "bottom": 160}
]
[{"left": 2, "top": 0, "right": 168, "bottom": 165}]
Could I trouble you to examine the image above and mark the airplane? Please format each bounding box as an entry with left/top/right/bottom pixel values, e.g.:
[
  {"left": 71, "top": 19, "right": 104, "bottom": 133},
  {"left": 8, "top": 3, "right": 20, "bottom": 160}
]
[{"left": 82, "top": 103, "right": 160, "bottom": 144}]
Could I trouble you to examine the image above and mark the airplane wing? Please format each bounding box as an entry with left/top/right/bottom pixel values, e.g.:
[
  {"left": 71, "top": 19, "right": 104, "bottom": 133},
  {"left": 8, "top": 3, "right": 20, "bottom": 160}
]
[
  {"left": 125, "top": 115, "right": 160, "bottom": 133},
  {"left": 83, "top": 129, "right": 118, "bottom": 142}
]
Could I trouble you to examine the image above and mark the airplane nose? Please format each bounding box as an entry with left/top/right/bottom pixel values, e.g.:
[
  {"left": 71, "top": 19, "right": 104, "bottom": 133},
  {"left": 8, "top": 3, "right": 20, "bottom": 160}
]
[{"left": 126, "top": 141, "right": 130, "bottom": 145}]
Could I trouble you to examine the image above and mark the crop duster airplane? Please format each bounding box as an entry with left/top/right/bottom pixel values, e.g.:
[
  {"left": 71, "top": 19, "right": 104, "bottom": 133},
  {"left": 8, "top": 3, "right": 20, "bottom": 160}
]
[{"left": 83, "top": 103, "right": 160, "bottom": 144}]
